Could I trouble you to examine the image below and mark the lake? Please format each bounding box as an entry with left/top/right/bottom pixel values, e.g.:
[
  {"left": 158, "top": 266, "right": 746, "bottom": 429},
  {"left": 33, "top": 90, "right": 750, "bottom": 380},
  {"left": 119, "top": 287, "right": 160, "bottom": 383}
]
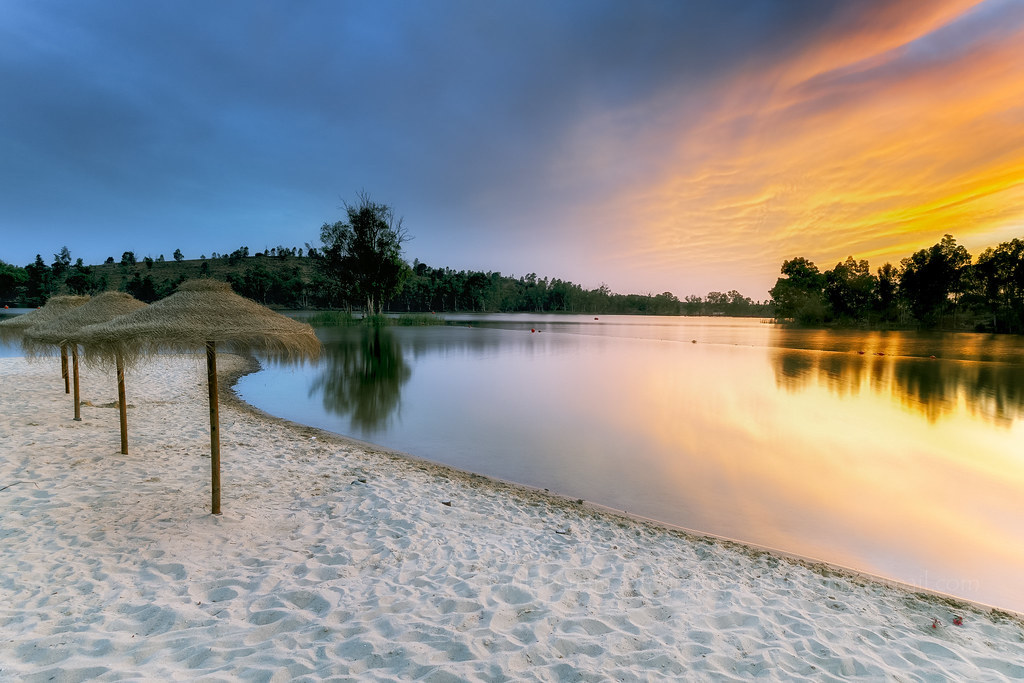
[
  {"left": 236, "top": 315, "right": 1024, "bottom": 613},
  {"left": 6, "top": 311, "right": 1021, "bottom": 612}
]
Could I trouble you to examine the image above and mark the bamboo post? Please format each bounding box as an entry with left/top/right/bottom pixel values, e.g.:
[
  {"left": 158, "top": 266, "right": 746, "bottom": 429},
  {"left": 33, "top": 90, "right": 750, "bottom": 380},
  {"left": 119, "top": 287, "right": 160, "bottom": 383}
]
[
  {"left": 72, "top": 345, "right": 81, "bottom": 421},
  {"left": 61, "top": 344, "right": 70, "bottom": 394},
  {"left": 206, "top": 341, "right": 221, "bottom": 515},
  {"left": 116, "top": 353, "right": 128, "bottom": 455}
]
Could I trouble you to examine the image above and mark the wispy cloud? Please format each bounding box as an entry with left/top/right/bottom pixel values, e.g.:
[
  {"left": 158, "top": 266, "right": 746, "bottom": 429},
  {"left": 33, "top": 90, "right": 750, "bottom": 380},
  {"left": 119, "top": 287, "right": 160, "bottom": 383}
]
[{"left": 585, "top": 0, "right": 1024, "bottom": 294}]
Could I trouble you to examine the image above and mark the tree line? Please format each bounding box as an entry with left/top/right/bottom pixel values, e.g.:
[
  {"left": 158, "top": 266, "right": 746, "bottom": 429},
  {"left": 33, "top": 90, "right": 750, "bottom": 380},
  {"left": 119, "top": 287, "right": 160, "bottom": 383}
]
[
  {"left": 0, "top": 194, "right": 769, "bottom": 317},
  {"left": 5, "top": 197, "right": 1021, "bottom": 330},
  {"left": 770, "top": 234, "right": 1024, "bottom": 332}
]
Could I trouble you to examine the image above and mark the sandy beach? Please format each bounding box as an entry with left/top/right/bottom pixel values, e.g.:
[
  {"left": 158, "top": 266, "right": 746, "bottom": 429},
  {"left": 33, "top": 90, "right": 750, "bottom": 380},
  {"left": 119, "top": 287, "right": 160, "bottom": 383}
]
[{"left": 1, "top": 354, "right": 1023, "bottom": 681}]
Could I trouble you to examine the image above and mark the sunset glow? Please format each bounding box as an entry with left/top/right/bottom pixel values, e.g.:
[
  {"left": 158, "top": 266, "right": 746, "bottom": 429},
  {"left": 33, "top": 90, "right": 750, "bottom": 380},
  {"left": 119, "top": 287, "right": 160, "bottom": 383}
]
[
  {"left": 2, "top": 1, "right": 1024, "bottom": 298},
  {"left": 602, "top": 0, "right": 1024, "bottom": 295}
]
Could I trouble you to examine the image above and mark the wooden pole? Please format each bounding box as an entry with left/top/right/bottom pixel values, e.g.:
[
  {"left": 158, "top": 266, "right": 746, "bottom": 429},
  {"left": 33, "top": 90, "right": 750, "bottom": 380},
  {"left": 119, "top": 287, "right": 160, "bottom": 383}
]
[
  {"left": 206, "top": 341, "right": 221, "bottom": 515},
  {"left": 116, "top": 353, "right": 128, "bottom": 455},
  {"left": 61, "top": 344, "right": 70, "bottom": 394},
  {"left": 72, "top": 345, "right": 81, "bottom": 421}
]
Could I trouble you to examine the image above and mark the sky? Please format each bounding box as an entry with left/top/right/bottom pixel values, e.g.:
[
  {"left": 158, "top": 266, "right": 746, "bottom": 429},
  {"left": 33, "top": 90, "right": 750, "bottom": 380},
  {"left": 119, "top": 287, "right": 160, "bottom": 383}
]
[{"left": 2, "top": 0, "right": 1024, "bottom": 299}]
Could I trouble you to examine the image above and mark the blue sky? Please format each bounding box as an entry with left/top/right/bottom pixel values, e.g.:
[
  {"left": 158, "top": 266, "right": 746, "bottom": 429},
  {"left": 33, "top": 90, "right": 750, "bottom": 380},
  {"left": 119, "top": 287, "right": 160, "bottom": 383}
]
[{"left": 3, "top": 0, "right": 1022, "bottom": 298}]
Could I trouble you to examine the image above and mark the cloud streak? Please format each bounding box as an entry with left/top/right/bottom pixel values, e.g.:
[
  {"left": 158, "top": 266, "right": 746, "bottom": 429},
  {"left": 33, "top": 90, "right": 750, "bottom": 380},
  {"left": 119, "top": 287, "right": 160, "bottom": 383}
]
[
  {"left": 1, "top": 1, "right": 1023, "bottom": 298},
  {"left": 599, "top": 0, "right": 1024, "bottom": 294}
]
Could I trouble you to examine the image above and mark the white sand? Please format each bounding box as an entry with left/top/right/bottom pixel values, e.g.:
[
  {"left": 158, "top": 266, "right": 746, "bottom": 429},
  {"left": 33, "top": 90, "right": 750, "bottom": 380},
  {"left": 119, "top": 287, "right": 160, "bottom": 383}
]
[{"left": 1, "top": 354, "right": 1023, "bottom": 682}]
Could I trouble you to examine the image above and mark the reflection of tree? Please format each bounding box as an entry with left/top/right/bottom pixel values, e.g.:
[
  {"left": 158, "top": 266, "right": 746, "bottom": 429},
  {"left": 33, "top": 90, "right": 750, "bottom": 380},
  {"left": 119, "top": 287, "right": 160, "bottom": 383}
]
[
  {"left": 772, "top": 349, "right": 1024, "bottom": 426},
  {"left": 311, "top": 326, "right": 411, "bottom": 432}
]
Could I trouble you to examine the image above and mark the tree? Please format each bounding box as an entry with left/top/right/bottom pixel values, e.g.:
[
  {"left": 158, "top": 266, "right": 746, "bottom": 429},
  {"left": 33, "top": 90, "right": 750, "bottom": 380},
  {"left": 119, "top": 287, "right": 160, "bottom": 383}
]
[
  {"left": 124, "top": 272, "right": 158, "bottom": 302},
  {"left": 65, "top": 259, "right": 95, "bottom": 295},
  {"left": 973, "top": 239, "right": 1024, "bottom": 332},
  {"left": 143, "top": 256, "right": 154, "bottom": 269},
  {"left": 24, "top": 254, "right": 52, "bottom": 305},
  {"left": 0, "top": 260, "right": 28, "bottom": 302},
  {"left": 319, "top": 192, "right": 411, "bottom": 315},
  {"left": 823, "top": 256, "right": 874, "bottom": 321},
  {"left": 770, "top": 257, "right": 826, "bottom": 323},
  {"left": 873, "top": 262, "right": 900, "bottom": 323},
  {"left": 899, "top": 234, "right": 971, "bottom": 327},
  {"left": 51, "top": 246, "right": 72, "bottom": 280},
  {"left": 120, "top": 251, "right": 137, "bottom": 267},
  {"left": 173, "top": 248, "right": 184, "bottom": 262}
]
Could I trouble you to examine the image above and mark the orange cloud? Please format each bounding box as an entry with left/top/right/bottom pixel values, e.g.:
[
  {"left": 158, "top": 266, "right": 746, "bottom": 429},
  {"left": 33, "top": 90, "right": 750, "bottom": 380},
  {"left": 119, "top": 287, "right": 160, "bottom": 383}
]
[{"left": 594, "top": 0, "right": 1024, "bottom": 296}]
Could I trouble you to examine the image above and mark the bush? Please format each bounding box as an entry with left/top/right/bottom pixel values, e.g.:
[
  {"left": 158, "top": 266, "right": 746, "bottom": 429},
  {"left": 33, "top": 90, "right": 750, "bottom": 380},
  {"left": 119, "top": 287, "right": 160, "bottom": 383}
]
[{"left": 307, "top": 310, "right": 357, "bottom": 326}]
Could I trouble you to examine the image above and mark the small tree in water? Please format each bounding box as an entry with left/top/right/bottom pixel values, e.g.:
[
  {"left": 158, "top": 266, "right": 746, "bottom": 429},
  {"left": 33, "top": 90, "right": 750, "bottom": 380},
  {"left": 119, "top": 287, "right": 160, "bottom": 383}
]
[{"left": 319, "top": 192, "right": 411, "bottom": 315}]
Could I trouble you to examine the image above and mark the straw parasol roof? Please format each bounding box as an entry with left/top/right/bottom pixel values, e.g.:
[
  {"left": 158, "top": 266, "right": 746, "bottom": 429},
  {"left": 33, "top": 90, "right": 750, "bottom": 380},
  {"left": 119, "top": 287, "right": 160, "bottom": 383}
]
[
  {"left": 75, "top": 279, "right": 321, "bottom": 514},
  {"left": 0, "top": 295, "right": 91, "bottom": 396},
  {"left": 0, "top": 295, "right": 90, "bottom": 342},
  {"left": 22, "top": 291, "right": 148, "bottom": 355},
  {"left": 76, "top": 279, "right": 320, "bottom": 366},
  {"left": 22, "top": 291, "right": 149, "bottom": 443}
]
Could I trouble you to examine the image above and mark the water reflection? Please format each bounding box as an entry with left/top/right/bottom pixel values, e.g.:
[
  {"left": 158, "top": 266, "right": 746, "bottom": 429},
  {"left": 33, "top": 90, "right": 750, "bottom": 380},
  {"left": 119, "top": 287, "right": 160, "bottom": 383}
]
[
  {"left": 311, "top": 326, "right": 411, "bottom": 432},
  {"left": 772, "top": 349, "right": 1024, "bottom": 425},
  {"left": 240, "top": 316, "right": 1024, "bottom": 612}
]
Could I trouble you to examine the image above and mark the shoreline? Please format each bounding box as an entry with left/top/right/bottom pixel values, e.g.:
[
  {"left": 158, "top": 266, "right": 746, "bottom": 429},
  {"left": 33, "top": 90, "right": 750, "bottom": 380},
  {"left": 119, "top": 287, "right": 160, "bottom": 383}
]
[
  {"left": 227, "top": 356, "right": 1024, "bottom": 623},
  {"left": 2, "top": 353, "right": 1023, "bottom": 679}
]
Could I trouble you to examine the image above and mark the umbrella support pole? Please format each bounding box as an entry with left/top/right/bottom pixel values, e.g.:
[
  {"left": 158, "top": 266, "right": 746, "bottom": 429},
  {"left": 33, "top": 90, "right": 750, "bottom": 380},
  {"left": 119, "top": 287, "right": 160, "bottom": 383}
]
[
  {"left": 206, "top": 341, "right": 221, "bottom": 515},
  {"left": 72, "top": 345, "right": 81, "bottom": 421},
  {"left": 61, "top": 345, "right": 69, "bottom": 394},
  {"left": 116, "top": 354, "right": 128, "bottom": 454}
]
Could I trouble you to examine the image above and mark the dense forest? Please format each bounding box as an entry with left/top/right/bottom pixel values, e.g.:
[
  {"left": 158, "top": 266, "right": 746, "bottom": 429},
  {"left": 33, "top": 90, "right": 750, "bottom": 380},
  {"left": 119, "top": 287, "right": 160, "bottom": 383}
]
[
  {"left": 0, "top": 248, "right": 769, "bottom": 317},
  {"left": 770, "top": 234, "right": 1024, "bottom": 333}
]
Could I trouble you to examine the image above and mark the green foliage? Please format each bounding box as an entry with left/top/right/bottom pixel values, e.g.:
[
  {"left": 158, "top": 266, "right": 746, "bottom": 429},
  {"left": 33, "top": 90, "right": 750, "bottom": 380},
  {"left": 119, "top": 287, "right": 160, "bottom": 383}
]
[
  {"left": 64, "top": 259, "right": 96, "bottom": 295},
  {"left": 51, "top": 246, "right": 72, "bottom": 279},
  {"left": 305, "top": 311, "right": 444, "bottom": 327},
  {"left": 362, "top": 314, "right": 391, "bottom": 327},
  {"left": 394, "top": 313, "right": 446, "bottom": 326},
  {"left": 899, "top": 234, "right": 971, "bottom": 326},
  {"left": 173, "top": 248, "right": 184, "bottom": 262},
  {"left": 307, "top": 310, "right": 358, "bottom": 326},
  {"left": 0, "top": 260, "right": 28, "bottom": 303},
  {"left": 972, "top": 238, "right": 1024, "bottom": 332},
  {"left": 318, "top": 192, "right": 411, "bottom": 315},
  {"left": 24, "top": 254, "right": 52, "bottom": 305},
  {"left": 770, "top": 232, "right": 1024, "bottom": 332},
  {"left": 769, "top": 257, "right": 825, "bottom": 321},
  {"left": 824, "top": 256, "right": 874, "bottom": 321},
  {"left": 390, "top": 262, "right": 770, "bottom": 316}
]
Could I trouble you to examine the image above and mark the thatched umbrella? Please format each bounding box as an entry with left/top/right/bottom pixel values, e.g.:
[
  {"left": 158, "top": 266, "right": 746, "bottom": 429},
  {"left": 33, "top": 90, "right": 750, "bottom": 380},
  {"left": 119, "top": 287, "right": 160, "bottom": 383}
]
[
  {"left": 76, "top": 279, "right": 320, "bottom": 514},
  {"left": 23, "top": 292, "right": 148, "bottom": 450},
  {"left": 0, "top": 295, "right": 90, "bottom": 394}
]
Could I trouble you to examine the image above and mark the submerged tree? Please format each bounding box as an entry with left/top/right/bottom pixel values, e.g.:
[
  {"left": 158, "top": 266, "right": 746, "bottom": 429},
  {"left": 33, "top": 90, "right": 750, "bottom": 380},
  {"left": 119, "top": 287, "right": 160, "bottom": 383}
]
[{"left": 319, "top": 192, "right": 411, "bottom": 315}]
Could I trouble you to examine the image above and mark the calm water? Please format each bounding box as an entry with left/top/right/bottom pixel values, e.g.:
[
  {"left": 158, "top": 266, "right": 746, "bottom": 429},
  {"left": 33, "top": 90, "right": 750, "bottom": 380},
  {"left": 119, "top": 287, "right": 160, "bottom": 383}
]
[{"left": 185, "top": 315, "right": 1024, "bottom": 612}]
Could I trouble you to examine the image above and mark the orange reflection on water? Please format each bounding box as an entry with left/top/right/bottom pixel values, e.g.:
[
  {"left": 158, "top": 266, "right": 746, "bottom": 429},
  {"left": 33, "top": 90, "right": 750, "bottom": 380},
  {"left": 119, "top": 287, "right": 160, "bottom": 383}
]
[{"left": 602, "top": 340, "right": 1024, "bottom": 609}]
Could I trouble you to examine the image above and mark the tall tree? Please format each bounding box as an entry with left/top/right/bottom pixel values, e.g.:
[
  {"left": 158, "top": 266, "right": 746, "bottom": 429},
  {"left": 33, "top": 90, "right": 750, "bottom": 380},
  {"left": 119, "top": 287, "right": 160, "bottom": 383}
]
[
  {"left": 770, "top": 257, "right": 826, "bottom": 323},
  {"left": 899, "top": 234, "right": 971, "bottom": 327},
  {"left": 319, "top": 192, "right": 411, "bottom": 315},
  {"left": 51, "top": 246, "right": 72, "bottom": 280},
  {"left": 973, "top": 238, "right": 1024, "bottom": 332},
  {"left": 873, "top": 262, "right": 901, "bottom": 323},
  {"left": 824, "top": 256, "right": 875, "bottom": 321},
  {"left": 24, "top": 254, "right": 52, "bottom": 304}
]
